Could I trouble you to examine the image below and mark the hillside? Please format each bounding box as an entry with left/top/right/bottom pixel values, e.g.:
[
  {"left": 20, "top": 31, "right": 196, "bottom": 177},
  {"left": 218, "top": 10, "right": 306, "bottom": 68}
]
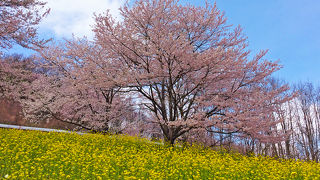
[{"left": 0, "top": 128, "right": 319, "bottom": 179}]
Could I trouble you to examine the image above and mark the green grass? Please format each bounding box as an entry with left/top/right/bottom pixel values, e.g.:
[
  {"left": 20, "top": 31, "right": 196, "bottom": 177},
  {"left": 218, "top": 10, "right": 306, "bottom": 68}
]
[{"left": 0, "top": 128, "right": 319, "bottom": 179}]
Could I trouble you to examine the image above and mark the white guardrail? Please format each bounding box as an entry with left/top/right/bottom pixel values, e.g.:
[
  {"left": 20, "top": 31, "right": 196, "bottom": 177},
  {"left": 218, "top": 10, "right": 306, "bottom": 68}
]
[{"left": 0, "top": 123, "right": 85, "bottom": 135}]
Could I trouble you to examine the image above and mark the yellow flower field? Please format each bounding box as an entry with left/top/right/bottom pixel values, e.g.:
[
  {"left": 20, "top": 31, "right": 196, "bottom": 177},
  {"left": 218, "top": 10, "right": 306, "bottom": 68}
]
[{"left": 0, "top": 128, "right": 319, "bottom": 179}]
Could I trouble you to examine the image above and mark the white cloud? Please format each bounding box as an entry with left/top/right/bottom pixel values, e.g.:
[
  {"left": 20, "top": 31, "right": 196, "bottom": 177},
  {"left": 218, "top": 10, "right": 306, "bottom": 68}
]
[{"left": 40, "top": 0, "right": 125, "bottom": 39}]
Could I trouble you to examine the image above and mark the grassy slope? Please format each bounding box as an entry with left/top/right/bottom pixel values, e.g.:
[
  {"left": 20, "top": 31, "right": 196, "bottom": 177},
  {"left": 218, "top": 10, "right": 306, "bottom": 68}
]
[{"left": 0, "top": 128, "right": 319, "bottom": 179}]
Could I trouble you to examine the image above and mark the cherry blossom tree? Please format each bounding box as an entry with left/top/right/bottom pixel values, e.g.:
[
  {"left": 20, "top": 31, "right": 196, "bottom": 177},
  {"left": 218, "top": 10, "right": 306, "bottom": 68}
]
[
  {"left": 0, "top": 0, "right": 49, "bottom": 99},
  {"left": 0, "top": 1, "right": 135, "bottom": 133},
  {"left": 0, "top": 0, "right": 49, "bottom": 51},
  {"left": 93, "top": 0, "right": 293, "bottom": 144},
  {"left": 0, "top": 54, "right": 46, "bottom": 127},
  {"left": 19, "top": 38, "right": 135, "bottom": 132},
  {"left": 0, "top": 54, "right": 36, "bottom": 98}
]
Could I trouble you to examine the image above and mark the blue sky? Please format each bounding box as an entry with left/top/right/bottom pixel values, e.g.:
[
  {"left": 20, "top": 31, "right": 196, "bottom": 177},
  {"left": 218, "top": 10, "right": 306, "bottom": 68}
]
[
  {"left": 203, "top": 0, "right": 320, "bottom": 85},
  {"left": 8, "top": 0, "right": 320, "bottom": 85}
]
